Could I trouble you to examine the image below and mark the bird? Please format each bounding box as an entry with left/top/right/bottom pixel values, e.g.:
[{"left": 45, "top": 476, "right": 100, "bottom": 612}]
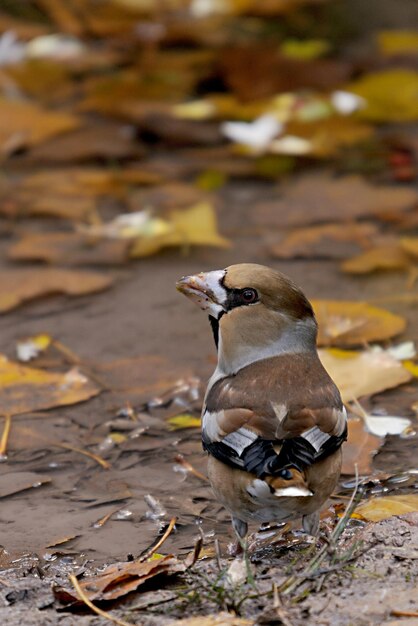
[{"left": 176, "top": 263, "right": 347, "bottom": 547}]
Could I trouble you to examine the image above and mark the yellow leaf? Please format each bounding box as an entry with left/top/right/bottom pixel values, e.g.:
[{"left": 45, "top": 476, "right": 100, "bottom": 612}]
[
  {"left": 130, "top": 202, "right": 230, "bottom": 257},
  {"left": 346, "top": 69, "right": 418, "bottom": 122},
  {"left": 402, "top": 360, "right": 418, "bottom": 377},
  {"left": 378, "top": 30, "right": 418, "bottom": 56},
  {"left": 109, "top": 432, "right": 127, "bottom": 444},
  {"left": 281, "top": 38, "right": 330, "bottom": 60},
  {"left": 400, "top": 237, "right": 418, "bottom": 259},
  {"left": 356, "top": 494, "right": 418, "bottom": 522},
  {"left": 167, "top": 414, "right": 201, "bottom": 430},
  {"left": 0, "top": 355, "right": 100, "bottom": 415},
  {"left": 319, "top": 348, "right": 412, "bottom": 402},
  {"left": 341, "top": 244, "right": 411, "bottom": 274},
  {"left": 312, "top": 300, "right": 406, "bottom": 347}
]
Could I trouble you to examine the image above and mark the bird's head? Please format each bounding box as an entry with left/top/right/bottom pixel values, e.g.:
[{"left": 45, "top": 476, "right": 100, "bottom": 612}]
[{"left": 176, "top": 263, "right": 317, "bottom": 374}]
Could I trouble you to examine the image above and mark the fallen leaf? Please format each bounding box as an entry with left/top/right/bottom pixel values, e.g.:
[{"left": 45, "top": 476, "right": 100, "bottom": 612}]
[
  {"left": 0, "top": 356, "right": 100, "bottom": 414},
  {"left": 313, "top": 301, "right": 406, "bottom": 347},
  {"left": 347, "top": 69, "right": 418, "bottom": 122},
  {"left": 319, "top": 348, "right": 412, "bottom": 402},
  {"left": 220, "top": 44, "right": 351, "bottom": 101},
  {"left": 8, "top": 232, "right": 130, "bottom": 266},
  {"left": 0, "top": 268, "right": 112, "bottom": 313},
  {"left": 341, "top": 243, "right": 411, "bottom": 274},
  {"left": 0, "top": 472, "right": 51, "bottom": 498},
  {"left": 280, "top": 38, "right": 330, "bottom": 60},
  {"left": 253, "top": 174, "right": 418, "bottom": 228},
  {"left": 400, "top": 237, "right": 418, "bottom": 259},
  {"left": 356, "top": 494, "right": 418, "bottom": 522},
  {"left": 377, "top": 30, "right": 418, "bottom": 56},
  {"left": 362, "top": 414, "right": 412, "bottom": 437},
  {"left": 282, "top": 116, "right": 374, "bottom": 157},
  {"left": 8, "top": 168, "right": 160, "bottom": 220},
  {"left": 167, "top": 414, "right": 201, "bottom": 430},
  {"left": 129, "top": 202, "right": 230, "bottom": 257},
  {"left": 270, "top": 222, "right": 378, "bottom": 260},
  {"left": 0, "top": 97, "right": 80, "bottom": 152},
  {"left": 4, "top": 59, "right": 73, "bottom": 103},
  {"left": 24, "top": 123, "right": 142, "bottom": 163},
  {"left": 341, "top": 418, "right": 382, "bottom": 475},
  {"left": 56, "top": 554, "right": 186, "bottom": 603}
]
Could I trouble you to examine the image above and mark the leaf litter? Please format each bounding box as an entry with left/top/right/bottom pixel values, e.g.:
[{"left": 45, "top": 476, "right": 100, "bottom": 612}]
[{"left": 0, "top": 1, "right": 418, "bottom": 625}]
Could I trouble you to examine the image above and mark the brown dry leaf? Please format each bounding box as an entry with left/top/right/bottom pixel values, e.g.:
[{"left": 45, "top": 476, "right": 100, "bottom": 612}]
[
  {"left": 220, "top": 45, "right": 351, "bottom": 101},
  {"left": 8, "top": 167, "right": 160, "bottom": 220},
  {"left": 270, "top": 222, "right": 378, "bottom": 260},
  {"left": 25, "top": 124, "right": 142, "bottom": 164},
  {"left": 284, "top": 117, "right": 374, "bottom": 157},
  {"left": 0, "top": 98, "right": 80, "bottom": 153},
  {"left": 253, "top": 174, "right": 418, "bottom": 228},
  {"left": 400, "top": 237, "right": 418, "bottom": 259},
  {"left": 341, "top": 243, "right": 411, "bottom": 274},
  {"left": 341, "top": 418, "right": 382, "bottom": 475},
  {"left": 356, "top": 494, "right": 418, "bottom": 522},
  {"left": 319, "top": 348, "right": 412, "bottom": 402},
  {"left": 0, "top": 355, "right": 100, "bottom": 415},
  {"left": 57, "top": 555, "right": 185, "bottom": 603},
  {"left": 313, "top": 301, "right": 406, "bottom": 347},
  {"left": 4, "top": 59, "right": 72, "bottom": 103},
  {"left": 0, "top": 268, "right": 112, "bottom": 313},
  {"left": 8, "top": 232, "right": 130, "bottom": 266},
  {"left": 0, "top": 472, "right": 51, "bottom": 498}
]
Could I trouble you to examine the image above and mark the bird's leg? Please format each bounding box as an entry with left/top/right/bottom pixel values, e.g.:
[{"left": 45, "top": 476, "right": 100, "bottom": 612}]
[
  {"left": 231, "top": 516, "right": 248, "bottom": 556},
  {"left": 302, "top": 511, "right": 320, "bottom": 537},
  {"left": 230, "top": 517, "right": 256, "bottom": 587}
]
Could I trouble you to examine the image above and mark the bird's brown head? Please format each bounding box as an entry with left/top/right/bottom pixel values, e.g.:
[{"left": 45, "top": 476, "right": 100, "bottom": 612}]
[{"left": 176, "top": 263, "right": 317, "bottom": 373}]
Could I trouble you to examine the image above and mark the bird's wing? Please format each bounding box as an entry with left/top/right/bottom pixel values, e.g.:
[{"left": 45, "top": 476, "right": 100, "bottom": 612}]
[{"left": 203, "top": 354, "right": 347, "bottom": 477}]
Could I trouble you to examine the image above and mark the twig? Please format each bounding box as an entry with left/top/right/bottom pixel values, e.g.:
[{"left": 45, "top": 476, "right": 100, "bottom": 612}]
[
  {"left": 10, "top": 425, "right": 111, "bottom": 469},
  {"left": 0, "top": 415, "right": 12, "bottom": 458},
  {"left": 174, "top": 454, "right": 208, "bottom": 482},
  {"left": 53, "top": 339, "right": 109, "bottom": 390},
  {"left": 391, "top": 609, "right": 418, "bottom": 618},
  {"left": 140, "top": 517, "right": 177, "bottom": 561},
  {"left": 56, "top": 443, "right": 111, "bottom": 469},
  {"left": 93, "top": 508, "right": 122, "bottom": 528},
  {"left": 273, "top": 583, "right": 294, "bottom": 626},
  {"left": 68, "top": 573, "right": 133, "bottom": 626}
]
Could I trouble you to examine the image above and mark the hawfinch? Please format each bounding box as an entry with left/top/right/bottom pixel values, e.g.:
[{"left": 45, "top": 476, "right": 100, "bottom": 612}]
[{"left": 176, "top": 264, "right": 346, "bottom": 544}]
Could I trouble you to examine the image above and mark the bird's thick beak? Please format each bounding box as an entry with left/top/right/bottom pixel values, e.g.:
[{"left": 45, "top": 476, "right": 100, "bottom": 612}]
[{"left": 176, "top": 269, "right": 227, "bottom": 317}]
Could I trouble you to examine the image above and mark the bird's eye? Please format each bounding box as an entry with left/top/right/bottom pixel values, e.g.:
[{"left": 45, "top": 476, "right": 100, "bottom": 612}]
[
  {"left": 279, "top": 469, "right": 292, "bottom": 480},
  {"left": 240, "top": 288, "right": 258, "bottom": 304}
]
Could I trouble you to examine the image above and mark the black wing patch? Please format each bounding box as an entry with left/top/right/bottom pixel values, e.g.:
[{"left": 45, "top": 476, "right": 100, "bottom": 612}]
[{"left": 202, "top": 425, "right": 347, "bottom": 478}]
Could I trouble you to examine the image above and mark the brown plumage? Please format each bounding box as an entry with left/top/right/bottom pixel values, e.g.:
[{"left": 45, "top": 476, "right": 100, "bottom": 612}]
[{"left": 176, "top": 263, "right": 346, "bottom": 543}]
